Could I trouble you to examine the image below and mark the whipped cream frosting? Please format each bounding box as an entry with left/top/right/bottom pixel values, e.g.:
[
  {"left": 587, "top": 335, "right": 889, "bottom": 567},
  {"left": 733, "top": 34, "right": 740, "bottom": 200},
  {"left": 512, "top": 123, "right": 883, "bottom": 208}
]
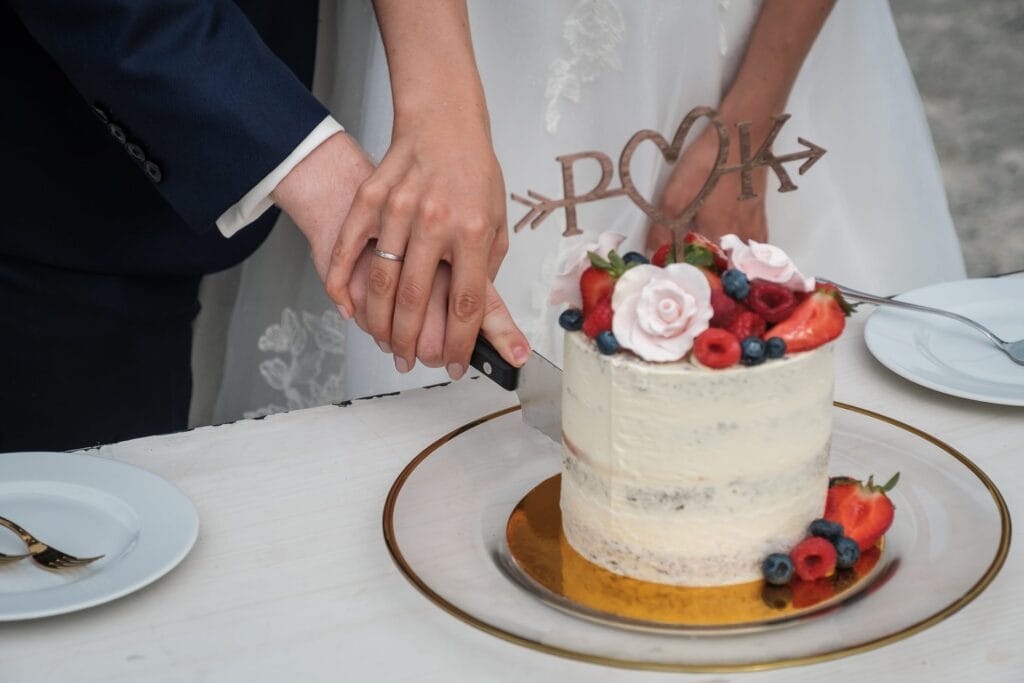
[{"left": 559, "top": 332, "right": 834, "bottom": 586}]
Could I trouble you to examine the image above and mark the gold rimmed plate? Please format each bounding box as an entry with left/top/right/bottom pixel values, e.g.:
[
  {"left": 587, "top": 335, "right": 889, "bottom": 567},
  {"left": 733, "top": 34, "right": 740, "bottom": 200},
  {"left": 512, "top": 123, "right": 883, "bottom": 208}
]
[{"left": 383, "top": 404, "right": 1009, "bottom": 672}]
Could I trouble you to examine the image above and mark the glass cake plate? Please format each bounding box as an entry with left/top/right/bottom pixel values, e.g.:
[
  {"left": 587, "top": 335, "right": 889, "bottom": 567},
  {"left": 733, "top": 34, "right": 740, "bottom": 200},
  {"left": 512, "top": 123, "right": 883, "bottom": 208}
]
[{"left": 383, "top": 404, "right": 1009, "bottom": 672}]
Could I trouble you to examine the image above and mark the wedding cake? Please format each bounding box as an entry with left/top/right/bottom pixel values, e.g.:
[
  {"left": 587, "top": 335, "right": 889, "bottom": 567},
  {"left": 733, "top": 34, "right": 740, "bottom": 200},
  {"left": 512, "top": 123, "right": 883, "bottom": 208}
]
[{"left": 550, "top": 232, "right": 852, "bottom": 586}]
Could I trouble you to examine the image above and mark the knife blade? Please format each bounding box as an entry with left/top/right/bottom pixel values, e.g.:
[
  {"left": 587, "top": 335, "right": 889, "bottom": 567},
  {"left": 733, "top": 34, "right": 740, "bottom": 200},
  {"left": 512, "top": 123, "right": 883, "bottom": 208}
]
[{"left": 469, "top": 337, "right": 562, "bottom": 443}]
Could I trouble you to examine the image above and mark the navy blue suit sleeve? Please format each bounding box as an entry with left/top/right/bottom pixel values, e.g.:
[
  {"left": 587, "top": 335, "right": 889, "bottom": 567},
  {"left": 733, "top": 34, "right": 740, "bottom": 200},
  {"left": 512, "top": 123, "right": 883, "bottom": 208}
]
[{"left": 8, "top": 0, "right": 330, "bottom": 233}]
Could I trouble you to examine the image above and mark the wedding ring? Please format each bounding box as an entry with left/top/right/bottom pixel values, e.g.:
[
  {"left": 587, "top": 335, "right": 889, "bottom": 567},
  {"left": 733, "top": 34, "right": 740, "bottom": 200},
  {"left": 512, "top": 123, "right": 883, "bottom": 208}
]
[{"left": 373, "top": 248, "right": 405, "bottom": 262}]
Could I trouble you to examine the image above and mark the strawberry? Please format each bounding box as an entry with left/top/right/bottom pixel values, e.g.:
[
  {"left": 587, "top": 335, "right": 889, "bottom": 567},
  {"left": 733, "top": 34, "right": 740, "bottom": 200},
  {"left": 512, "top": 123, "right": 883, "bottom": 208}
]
[
  {"left": 682, "top": 231, "right": 729, "bottom": 271},
  {"left": 651, "top": 243, "right": 674, "bottom": 267},
  {"left": 700, "top": 267, "right": 723, "bottom": 291},
  {"left": 580, "top": 267, "right": 614, "bottom": 317},
  {"left": 582, "top": 298, "right": 613, "bottom": 339},
  {"left": 692, "top": 328, "right": 741, "bottom": 368},
  {"left": 709, "top": 289, "right": 738, "bottom": 328},
  {"left": 746, "top": 281, "right": 798, "bottom": 323},
  {"left": 824, "top": 473, "right": 899, "bottom": 552},
  {"left": 726, "top": 308, "right": 766, "bottom": 340},
  {"left": 790, "top": 536, "right": 837, "bottom": 582},
  {"left": 768, "top": 283, "right": 853, "bottom": 352}
]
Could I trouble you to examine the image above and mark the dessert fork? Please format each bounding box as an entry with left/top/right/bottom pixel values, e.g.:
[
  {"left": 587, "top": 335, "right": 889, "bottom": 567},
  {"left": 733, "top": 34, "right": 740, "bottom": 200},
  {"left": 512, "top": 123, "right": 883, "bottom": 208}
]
[
  {"left": 819, "top": 278, "right": 1024, "bottom": 366},
  {"left": 0, "top": 516, "right": 104, "bottom": 570}
]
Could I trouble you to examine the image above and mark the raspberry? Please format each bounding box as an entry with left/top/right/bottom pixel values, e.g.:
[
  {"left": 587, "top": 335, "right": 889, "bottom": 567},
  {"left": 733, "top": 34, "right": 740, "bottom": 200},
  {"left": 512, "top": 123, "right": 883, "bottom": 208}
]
[
  {"left": 709, "top": 289, "right": 737, "bottom": 328},
  {"left": 692, "top": 328, "right": 741, "bottom": 369},
  {"left": 746, "top": 281, "right": 798, "bottom": 323},
  {"left": 790, "top": 536, "right": 838, "bottom": 581},
  {"left": 726, "top": 310, "right": 766, "bottom": 340},
  {"left": 582, "top": 298, "right": 613, "bottom": 339}
]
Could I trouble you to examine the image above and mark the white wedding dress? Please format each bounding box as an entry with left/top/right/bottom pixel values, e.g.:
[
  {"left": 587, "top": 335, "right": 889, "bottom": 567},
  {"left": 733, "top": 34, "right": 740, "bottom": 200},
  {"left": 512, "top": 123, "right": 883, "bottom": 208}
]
[{"left": 197, "top": 0, "right": 965, "bottom": 425}]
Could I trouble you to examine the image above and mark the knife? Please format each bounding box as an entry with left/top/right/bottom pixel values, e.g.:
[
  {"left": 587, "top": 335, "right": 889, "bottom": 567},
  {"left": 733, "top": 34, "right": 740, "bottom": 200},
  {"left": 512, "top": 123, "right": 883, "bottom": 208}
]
[{"left": 469, "top": 337, "right": 562, "bottom": 443}]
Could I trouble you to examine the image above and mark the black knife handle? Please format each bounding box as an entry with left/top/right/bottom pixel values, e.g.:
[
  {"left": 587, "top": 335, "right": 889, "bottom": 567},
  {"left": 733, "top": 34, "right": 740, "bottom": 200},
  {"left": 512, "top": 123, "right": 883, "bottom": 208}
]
[{"left": 470, "top": 336, "right": 520, "bottom": 391}]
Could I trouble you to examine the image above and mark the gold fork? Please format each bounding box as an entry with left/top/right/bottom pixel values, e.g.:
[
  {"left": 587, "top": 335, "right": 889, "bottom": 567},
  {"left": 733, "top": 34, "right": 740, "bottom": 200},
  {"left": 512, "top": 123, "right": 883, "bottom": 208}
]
[{"left": 0, "top": 516, "right": 104, "bottom": 570}]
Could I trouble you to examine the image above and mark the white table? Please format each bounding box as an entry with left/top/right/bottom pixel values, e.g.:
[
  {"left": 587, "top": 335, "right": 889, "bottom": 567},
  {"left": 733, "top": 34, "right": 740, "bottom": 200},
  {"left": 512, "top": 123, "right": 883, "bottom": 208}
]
[{"left": 1, "top": 309, "right": 1021, "bottom": 682}]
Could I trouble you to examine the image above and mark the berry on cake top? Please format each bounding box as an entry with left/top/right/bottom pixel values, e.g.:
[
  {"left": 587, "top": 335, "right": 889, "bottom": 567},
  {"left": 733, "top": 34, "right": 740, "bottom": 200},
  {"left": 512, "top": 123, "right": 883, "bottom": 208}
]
[{"left": 556, "top": 231, "right": 853, "bottom": 367}]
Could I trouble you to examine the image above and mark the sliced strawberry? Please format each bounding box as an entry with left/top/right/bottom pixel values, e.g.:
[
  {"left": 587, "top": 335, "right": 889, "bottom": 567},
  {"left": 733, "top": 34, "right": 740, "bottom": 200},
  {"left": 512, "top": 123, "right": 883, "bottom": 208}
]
[
  {"left": 726, "top": 308, "right": 766, "bottom": 340},
  {"left": 824, "top": 473, "right": 899, "bottom": 552},
  {"left": 651, "top": 244, "right": 674, "bottom": 267},
  {"left": 582, "top": 298, "right": 613, "bottom": 339},
  {"left": 746, "top": 281, "right": 798, "bottom": 323},
  {"left": 700, "top": 267, "right": 723, "bottom": 291},
  {"left": 580, "top": 267, "right": 614, "bottom": 317},
  {"left": 790, "top": 536, "right": 837, "bottom": 582},
  {"left": 768, "top": 283, "right": 851, "bottom": 352},
  {"left": 683, "top": 231, "right": 729, "bottom": 271},
  {"left": 692, "top": 328, "right": 741, "bottom": 368},
  {"left": 709, "top": 289, "right": 738, "bottom": 328}
]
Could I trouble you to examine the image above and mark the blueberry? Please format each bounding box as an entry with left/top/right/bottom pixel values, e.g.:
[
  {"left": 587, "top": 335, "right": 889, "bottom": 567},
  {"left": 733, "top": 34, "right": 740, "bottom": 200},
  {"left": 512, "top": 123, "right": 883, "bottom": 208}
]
[
  {"left": 622, "top": 251, "right": 649, "bottom": 266},
  {"left": 558, "top": 308, "right": 584, "bottom": 331},
  {"left": 740, "top": 336, "right": 766, "bottom": 365},
  {"left": 835, "top": 536, "right": 861, "bottom": 569},
  {"left": 761, "top": 553, "right": 795, "bottom": 586},
  {"left": 765, "top": 336, "right": 787, "bottom": 359},
  {"left": 721, "top": 268, "right": 750, "bottom": 300},
  {"left": 809, "top": 518, "right": 844, "bottom": 543},
  {"left": 596, "top": 330, "right": 620, "bottom": 355}
]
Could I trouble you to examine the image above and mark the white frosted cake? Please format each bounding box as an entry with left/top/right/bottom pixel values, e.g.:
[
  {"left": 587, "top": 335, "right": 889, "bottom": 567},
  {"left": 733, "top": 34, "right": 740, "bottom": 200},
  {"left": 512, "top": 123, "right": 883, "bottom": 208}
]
[
  {"left": 559, "top": 332, "right": 834, "bottom": 586},
  {"left": 550, "top": 231, "right": 851, "bottom": 587}
]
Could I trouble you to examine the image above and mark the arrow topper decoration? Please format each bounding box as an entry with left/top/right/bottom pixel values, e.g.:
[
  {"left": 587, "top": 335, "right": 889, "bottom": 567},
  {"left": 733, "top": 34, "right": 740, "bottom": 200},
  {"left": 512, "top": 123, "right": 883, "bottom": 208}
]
[{"left": 511, "top": 106, "right": 826, "bottom": 240}]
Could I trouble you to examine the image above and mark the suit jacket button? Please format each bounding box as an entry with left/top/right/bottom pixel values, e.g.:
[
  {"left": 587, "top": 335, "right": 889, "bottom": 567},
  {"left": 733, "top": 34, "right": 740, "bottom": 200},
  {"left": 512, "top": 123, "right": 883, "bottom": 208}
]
[
  {"left": 144, "top": 161, "right": 162, "bottom": 183},
  {"left": 108, "top": 123, "right": 126, "bottom": 144},
  {"left": 126, "top": 143, "right": 146, "bottom": 161},
  {"left": 92, "top": 104, "right": 109, "bottom": 122}
]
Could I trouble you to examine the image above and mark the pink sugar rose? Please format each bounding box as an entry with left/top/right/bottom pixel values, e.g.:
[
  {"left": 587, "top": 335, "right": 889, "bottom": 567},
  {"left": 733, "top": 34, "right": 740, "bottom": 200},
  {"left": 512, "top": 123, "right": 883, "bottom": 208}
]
[
  {"left": 720, "top": 234, "right": 814, "bottom": 292},
  {"left": 549, "top": 231, "right": 626, "bottom": 307},
  {"left": 611, "top": 264, "right": 713, "bottom": 362}
]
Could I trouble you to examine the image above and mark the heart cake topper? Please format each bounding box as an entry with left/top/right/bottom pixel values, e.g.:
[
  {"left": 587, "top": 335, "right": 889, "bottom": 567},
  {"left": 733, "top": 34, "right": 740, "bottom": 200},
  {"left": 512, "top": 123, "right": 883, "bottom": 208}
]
[{"left": 512, "top": 106, "right": 826, "bottom": 241}]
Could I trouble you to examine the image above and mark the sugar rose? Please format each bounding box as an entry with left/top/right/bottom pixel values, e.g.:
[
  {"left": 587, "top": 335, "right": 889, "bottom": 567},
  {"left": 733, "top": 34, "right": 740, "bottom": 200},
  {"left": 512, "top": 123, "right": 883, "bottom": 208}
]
[
  {"left": 549, "top": 231, "right": 626, "bottom": 307},
  {"left": 721, "top": 234, "right": 814, "bottom": 292},
  {"left": 611, "top": 264, "right": 712, "bottom": 362}
]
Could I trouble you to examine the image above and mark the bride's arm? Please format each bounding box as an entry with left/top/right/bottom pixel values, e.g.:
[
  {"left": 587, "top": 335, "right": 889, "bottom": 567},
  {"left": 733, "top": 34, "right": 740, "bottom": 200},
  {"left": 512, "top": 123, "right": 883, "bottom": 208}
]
[
  {"left": 650, "top": 0, "right": 836, "bottom": 250},
  {"left": 325, "top": 1, "right": 516, "bottom": 380}
]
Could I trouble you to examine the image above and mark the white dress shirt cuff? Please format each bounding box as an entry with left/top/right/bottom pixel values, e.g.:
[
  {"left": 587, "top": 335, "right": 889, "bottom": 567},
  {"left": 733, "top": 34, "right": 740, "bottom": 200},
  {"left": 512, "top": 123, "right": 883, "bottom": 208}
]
[{"left": 216, "top": 116, "right": 345, "bottom": 237}]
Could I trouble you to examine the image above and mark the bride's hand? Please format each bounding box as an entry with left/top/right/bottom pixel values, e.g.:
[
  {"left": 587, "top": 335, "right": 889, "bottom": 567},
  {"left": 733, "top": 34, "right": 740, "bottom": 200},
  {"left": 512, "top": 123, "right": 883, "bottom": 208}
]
[
  {"left": 325, "top": 119, "right": 508, "bottom": 380},
  {"left": 646, "top": 126, "right": 768, "bottom": 252},
  {"left": 324, "top": 0, "right": 509, "bottom": 381}
]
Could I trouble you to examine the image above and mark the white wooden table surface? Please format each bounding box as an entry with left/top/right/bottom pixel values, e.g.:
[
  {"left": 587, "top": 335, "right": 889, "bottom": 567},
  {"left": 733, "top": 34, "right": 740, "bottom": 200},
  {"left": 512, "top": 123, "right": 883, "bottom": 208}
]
[{"left": 1, "top": 300, "right": 1021, "bottom": 682}]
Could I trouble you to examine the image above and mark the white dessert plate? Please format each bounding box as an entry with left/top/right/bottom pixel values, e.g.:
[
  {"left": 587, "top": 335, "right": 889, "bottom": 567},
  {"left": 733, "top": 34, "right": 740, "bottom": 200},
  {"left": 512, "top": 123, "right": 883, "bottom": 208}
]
[
  {"left": 0, "top": 451, "right": 198, "bottom": 621},
  {"left": 863, "top": 277, "right": 1024, "bottom": 406},
  {"left": 383, "top": 405, "right": 1009, "bottom": 672}
]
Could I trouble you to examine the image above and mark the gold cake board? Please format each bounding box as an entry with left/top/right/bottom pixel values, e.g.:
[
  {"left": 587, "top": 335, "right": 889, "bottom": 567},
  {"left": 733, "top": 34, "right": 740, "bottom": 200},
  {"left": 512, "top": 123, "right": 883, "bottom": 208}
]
[{"left": 505, "top": 474, "right": 883, "bottom": 631}]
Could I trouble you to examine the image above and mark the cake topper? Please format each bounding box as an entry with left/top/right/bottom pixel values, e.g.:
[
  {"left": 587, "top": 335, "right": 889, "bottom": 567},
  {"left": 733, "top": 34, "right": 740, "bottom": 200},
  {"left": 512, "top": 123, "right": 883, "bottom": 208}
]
[{"left": 511, "top": 106, "right": 826, "bottom": 240}]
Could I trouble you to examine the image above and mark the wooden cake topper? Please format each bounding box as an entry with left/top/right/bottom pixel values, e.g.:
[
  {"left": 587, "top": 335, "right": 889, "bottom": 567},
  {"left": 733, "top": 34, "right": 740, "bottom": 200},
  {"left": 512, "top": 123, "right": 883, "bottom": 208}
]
[{"left": 511, "top": 106, "right": 826, "bottom": 239}]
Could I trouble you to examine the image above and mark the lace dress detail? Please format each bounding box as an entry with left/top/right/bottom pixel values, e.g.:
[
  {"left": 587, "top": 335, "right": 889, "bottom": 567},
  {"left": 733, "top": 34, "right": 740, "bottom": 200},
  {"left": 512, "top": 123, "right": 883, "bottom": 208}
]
[
  {"left": 245, "top": 308, "right": 347, "bottom": 419},
  {"left": 544, "top": 0, "right": 625, "bottom": 133}
]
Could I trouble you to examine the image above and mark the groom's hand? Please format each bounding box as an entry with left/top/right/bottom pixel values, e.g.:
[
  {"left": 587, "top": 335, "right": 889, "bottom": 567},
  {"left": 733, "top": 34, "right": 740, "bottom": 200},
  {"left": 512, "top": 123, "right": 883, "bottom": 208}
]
[
  {"left": 270, "top": 130, "right": 374, "bottom": 320},
  {"left": 347, "top": 246, "right": 529, "bottom": 372}
]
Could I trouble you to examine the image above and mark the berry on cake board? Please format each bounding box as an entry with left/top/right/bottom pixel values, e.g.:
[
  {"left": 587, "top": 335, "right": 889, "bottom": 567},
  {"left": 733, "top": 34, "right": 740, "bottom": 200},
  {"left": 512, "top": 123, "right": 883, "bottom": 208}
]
[
  {"left": 727, "top": 308, "right": 767, "bottom": 340},
  {"left": 824, "top": 473, "right": 900, "bottom": 552},
  {"left": 790, "top": 536, "right": 838, "bottom": 582}
]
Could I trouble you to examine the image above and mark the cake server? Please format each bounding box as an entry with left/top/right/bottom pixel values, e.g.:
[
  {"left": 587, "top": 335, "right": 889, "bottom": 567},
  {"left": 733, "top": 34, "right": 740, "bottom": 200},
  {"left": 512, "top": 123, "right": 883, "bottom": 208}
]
[{"left": 469, "top": 337, "right": 562, "bottom": 443}]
